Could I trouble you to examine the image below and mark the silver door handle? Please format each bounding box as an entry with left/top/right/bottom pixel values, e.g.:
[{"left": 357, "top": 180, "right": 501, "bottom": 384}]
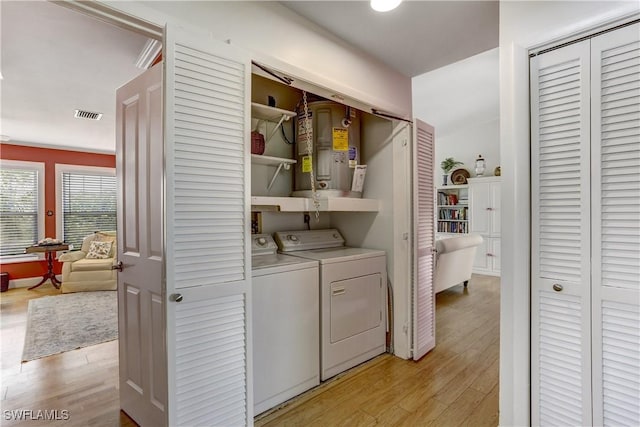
[
  {"left": 169, "top": 293, "right": 183, "bottom": 302},
  {"left": 552, "top": 284, "right": 563, "bottom": 292},
  {"left": 112, "top": 261, "right": 123, "bottom": 272},
  {"left": 332, "top": 288, "right": 346, "bottom": 296}
]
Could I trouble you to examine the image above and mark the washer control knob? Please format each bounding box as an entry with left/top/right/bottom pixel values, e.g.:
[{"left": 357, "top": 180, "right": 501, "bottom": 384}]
[
  {"left": 288, "top": 235, "right": 299, "bottom": 242},
  {"left": 333, "top": 233, "right": 340, "bottom": 239},
  {"left": 256, "top": 237, "right": 267, "bottom": 246}
]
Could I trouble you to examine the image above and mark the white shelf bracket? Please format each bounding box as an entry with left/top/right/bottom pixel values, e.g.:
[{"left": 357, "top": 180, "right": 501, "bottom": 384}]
[
  {"left": 265, "top": 114, "right": 290, "bottom": 143},
  {"left": 267, "top": 162, "right": 289, "bottom": 191}
]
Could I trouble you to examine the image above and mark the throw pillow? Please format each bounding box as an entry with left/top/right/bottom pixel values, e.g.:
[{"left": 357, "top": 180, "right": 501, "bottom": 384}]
[
  {"left": 95, "top": 232, "right": 117, "bottom": 256},
  {"left": 86, "top": 241, "right": 112, "bottom": 259}
]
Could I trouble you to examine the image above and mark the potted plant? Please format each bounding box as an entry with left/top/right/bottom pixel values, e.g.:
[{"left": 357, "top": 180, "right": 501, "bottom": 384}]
[{"left": 440, "top": 157, "right": 463, "bottom": 185}]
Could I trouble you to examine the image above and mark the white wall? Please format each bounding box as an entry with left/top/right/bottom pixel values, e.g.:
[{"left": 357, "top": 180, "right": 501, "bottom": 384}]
[
  {"left": 435, "top": 119, "right": 500, "bottom": 182},
  {"left": 101, "top": 1, "right": 412, "bottom": 118},
  {"left": 412, "top": 48, "right": 499, "bottom": 182},
  {"left": 499, "top": 2, "right": 640, "bottom": 426}
]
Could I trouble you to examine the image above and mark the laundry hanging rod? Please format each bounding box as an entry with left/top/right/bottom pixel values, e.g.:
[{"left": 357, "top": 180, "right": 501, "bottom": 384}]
[
  {"left": 251, "top": 61, "right": 293, "bottom": 85},
  {"left": 529, "top": 16, "right": 639, "bottom": 57}
]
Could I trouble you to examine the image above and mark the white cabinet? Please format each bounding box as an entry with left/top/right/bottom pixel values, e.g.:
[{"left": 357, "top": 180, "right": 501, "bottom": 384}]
[
  {"left": 472, "top": 236, "right": 500, "bottom": 276},
  {"left": 469, "top": 177, "right": 500, "bottom": 276},
  {"left": 469, "top": 177, "right": 500, "bottom": 236}
]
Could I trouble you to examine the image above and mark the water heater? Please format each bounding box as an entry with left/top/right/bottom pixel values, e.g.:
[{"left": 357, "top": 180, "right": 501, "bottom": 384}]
[{"left": 293, "top": 101, "right": 362, "bottom": 198}]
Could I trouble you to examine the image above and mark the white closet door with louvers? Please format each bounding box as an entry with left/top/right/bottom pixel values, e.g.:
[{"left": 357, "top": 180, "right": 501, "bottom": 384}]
[
  {"left": 164, "top": 24, "right": 252, "bottom": 426},
  {"left": 413, "top": 119, "right": 436, "bottom": 360},
  {"left": 590, "top": 22, "right": 640, "bottom": 427},
  {"left": 530, "top": 40, "right": 593, "bottom": 426}
]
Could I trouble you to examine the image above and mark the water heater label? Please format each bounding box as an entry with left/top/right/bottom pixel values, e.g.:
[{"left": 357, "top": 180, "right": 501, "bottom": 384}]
[
  {"left": 302, "top": 155, "right": 313, "bottom": 173},
  {"left": 332, "top": 128, "right": 349, "bottom": 151},
  {"left": 349, "top": 146, "right": 357, "bottom": 168},
  {"left": 298, "top": 111, "right": 313, "bottom": 139}
]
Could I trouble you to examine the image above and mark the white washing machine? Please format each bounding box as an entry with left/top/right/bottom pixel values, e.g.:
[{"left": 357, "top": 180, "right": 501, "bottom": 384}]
[
  {"left": 251, "top": 234, "right": 319, "bottom": 415},
  {"left": 274, "top": 229, "right": 387, "bottom": 381}
]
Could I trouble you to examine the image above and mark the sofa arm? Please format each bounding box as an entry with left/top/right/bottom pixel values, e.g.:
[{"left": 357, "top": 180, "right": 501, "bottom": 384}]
[
  {"left": 436, "top": 234, "right": 483, "bottom": 254},
  {"left": 58, "top": 251, "right": 86, "bottom": 262}
]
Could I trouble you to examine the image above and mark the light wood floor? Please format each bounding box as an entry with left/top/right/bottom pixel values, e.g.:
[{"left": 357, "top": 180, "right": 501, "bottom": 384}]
[
  {"left": 0, "top": 284, "right": 136, "bottom": 427},
  {"left": 1, "top": 274, "right": 499, "bottom": 427}
]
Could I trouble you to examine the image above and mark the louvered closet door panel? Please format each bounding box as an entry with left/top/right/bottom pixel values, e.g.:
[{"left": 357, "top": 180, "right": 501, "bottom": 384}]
[
  {"left": 530, "top": 40, "right": 592, "bottom": 427},
  {"left": 591, "top": 23, "right": 640, "bottom": 427},
  {"left": 413, "top": 119, "right": 436, "bottom": 361},
  {"left": 164, "top": 25, "right": 252, "bottom": 426}
]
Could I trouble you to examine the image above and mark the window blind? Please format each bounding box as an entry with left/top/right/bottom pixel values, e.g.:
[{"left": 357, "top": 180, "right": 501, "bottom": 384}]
[
  {"left": 0, "top": 168, "right": 39, "bottom": 256},
  {"left": 62, "top": 172, "right": 116, "bottom": 249}
]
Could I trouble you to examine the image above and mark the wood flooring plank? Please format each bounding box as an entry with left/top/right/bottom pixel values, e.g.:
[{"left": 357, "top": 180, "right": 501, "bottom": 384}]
[
  {"left": 431, "top": 387, "right": 486, "bottom": 427},
  {"left": 397, "top": 398, "right": 448, "bottom": 427},
  {"left": 462, "top": 383, "right": 499, "bottom": 427}
]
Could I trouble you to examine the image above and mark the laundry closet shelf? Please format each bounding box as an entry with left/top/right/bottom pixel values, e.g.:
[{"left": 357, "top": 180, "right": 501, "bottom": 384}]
[
  {"left": 251, "top": 155, "right": 296, "bottom": 190},
  {"left": 251, "top": 154, "right": 296, "bottom": 167},
  {"left": 251, "top": 103, "right": 296, "bottom": 122},
  {"left": 251, "top": 196, "right": 379, "bottom": 212},
  {"left": 251, "top": 103, "right": 296, "bottom": 144}
]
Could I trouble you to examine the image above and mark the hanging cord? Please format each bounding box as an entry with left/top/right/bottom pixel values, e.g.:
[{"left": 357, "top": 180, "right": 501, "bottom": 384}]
[
  {"left": 281, "top": 118, "right": 294, "bottom": 145},
  {"left": 302, "top": 91, "right": 320, "bottom": 221}
]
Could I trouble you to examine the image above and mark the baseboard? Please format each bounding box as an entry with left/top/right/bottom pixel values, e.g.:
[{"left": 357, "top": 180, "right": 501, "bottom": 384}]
[{"left": 7, "top": 276, "right": 62, "bottom": 289}]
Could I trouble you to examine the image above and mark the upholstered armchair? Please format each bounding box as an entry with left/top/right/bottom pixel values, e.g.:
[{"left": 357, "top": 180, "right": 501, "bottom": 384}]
[
  {"left": 58, "top": 231, "right": 117, "bottom": 293},
  {"left": 434, "top": 234, "right": 483, "bottom": 293}
]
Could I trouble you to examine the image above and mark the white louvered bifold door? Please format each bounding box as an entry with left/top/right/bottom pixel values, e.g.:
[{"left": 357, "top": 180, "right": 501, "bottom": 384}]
[
  {"left": 530, "top": 40, "right": 593, "bottom": 426},
  {"left": 591, "top": 22, "right": 640, "bottom": 427},
  {"left": 164, "top": 25, "right": 252, "bottom": 426},
  {"left": 412, "top": 119, "right": 436, "bottom": 361}
]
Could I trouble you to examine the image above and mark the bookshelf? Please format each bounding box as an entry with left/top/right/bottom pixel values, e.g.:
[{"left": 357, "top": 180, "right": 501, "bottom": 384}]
[{"left": 436, "top": 184, "right": 469, "bottom": 235}]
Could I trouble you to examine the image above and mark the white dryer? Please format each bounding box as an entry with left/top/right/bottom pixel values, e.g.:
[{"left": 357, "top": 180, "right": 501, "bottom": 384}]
[
  {"left": 251, "top": 234, "right": 319, "bottom": 415},
  {"left": 274, "top": 229, "right": 387, "bottom": 381}
]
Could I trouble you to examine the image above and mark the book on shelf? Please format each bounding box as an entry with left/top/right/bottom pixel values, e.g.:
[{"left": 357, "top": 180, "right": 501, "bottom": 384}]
[
  {"left": 437, "top": 192, "right": 460, "bottom": 206},
  {"left": 437, "top": 220, "right": 468, "bottom": 233}
]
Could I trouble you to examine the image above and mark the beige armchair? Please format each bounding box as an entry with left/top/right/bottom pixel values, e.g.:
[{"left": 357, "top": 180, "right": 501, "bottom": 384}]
[
  {"left": 58, "top": 231, "right": 117, "bottom": 293},
  {"left": 434, "top": 234, "right": 483, "bottom": 293}
]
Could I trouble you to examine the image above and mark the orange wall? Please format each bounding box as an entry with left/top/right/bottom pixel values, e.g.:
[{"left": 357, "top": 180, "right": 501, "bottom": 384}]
[{"left": 0, "top": 144, "right": 115, "bottom": 280}]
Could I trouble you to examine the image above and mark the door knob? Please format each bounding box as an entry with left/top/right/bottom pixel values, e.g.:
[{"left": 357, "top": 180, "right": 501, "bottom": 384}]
[
  {"left": 552, "top": 283, "right": 563, "bottom": 292},
  {"left": 169, "top": 293, "right": 183, "bottom": 303},
  {"left": 111, "top": 261, "right": 123, "bottom": 272}
]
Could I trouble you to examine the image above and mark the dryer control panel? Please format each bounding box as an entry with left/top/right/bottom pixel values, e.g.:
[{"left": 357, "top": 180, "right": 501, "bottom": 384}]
[
  {"left": 274, "top": 229, "right": 345, "bottom": 252},
  {"left": 251, "top": 233, "right": 278, "bottom": 256}
]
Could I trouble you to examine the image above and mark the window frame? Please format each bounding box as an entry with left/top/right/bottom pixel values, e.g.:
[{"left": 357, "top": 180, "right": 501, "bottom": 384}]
[
  {"left": 55, "top": 164, "right": 116, "bottom": 250},
  {"left": 0, "top": 159, "right": 45, "bottom": 262}
]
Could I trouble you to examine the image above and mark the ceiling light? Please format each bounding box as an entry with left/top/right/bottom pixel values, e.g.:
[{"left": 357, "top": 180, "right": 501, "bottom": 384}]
[{"left": 370, "top": 0, "right": 402, "bottom": 12}]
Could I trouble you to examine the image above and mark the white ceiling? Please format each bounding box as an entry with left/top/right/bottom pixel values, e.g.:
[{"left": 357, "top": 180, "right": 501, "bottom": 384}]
[
  {"left": 280, "top": 1, "right": 499, "bottom": 77},
  {"left": 0, "top": 1, "right": 498, "bottom": 154},
  {"left": 0, "top": 0, "right": 148, "bottom": 153}
]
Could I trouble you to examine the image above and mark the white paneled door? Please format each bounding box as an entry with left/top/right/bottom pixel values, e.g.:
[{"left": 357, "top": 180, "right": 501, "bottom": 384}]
[
  {"left": 531, "top": 22, "right": 640, "bottom": 427},
  {"left": 116, "top": 63, "right": 166, "bottom": 426},
  {"left": 163, "top": 25, "right": 252, "bottom": 426},
  {"left": 413, "top": 119, "right": 436, "bottom": 360}
]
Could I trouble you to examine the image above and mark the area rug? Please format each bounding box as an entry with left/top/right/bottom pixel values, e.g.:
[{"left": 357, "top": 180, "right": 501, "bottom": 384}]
[{"left": 22, "top": 291, "right": 117, "bottom": 362}]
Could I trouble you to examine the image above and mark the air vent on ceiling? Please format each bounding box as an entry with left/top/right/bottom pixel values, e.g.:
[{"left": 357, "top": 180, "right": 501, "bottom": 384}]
[{"left": 74, "top": 109, "right": 103, "bottom": 120}]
